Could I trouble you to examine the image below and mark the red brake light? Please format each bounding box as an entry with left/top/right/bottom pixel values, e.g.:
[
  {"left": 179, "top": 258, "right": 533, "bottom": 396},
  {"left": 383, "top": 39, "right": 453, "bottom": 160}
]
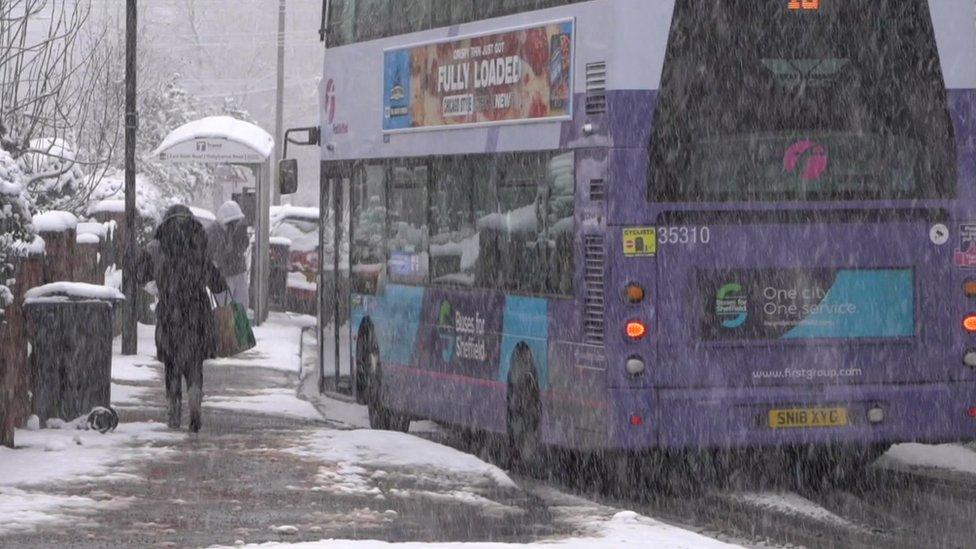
[
  {"left": 630, "top": 415, "right": 643, "bottom": 426},
  {"left": 626, "top": 321, "right": 647, "bottom": 341},
  {"left": 968, "top": 407, "right": 976, "bottom": 419}
]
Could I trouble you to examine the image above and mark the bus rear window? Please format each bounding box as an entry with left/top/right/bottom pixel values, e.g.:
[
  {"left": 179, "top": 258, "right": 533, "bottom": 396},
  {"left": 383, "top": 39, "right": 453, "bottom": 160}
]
[{"left": 648, "top": 0, "right": 957, "bottom": 203}]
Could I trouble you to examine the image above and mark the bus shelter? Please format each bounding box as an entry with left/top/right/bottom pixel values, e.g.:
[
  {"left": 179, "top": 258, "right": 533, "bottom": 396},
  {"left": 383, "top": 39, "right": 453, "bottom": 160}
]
[{"left": 154, "top": 116, "right": 274, "bottom": 326}]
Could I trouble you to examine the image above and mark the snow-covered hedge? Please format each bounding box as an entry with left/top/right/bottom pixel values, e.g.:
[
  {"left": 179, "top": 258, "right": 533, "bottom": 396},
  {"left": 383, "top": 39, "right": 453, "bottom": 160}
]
[{"left": 0, "top": 145, "right": 36, "bottom": 322}]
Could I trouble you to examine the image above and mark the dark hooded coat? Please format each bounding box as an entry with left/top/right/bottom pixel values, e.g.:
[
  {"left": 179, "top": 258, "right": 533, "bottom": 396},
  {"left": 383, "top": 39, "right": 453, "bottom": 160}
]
[{"left": 138, "top": 205, "right": 226, "bottom": 365}]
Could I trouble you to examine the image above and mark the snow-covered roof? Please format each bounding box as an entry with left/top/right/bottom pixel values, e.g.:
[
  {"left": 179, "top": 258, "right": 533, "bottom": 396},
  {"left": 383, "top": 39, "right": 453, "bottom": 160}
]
[
  {"left": 32, "top": 211, "right": 78, "bottom": 233},
  {"left": 271, "top": 205, "right": 319, "bottom": 221},
  {"left": 153, "top": 116, "right": 274, "bottom": 161}
]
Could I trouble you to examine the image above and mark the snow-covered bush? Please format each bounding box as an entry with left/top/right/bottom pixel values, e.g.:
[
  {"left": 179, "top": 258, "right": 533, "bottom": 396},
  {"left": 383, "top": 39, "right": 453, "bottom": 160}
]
[
  {"left": 19, "top": 137, "right": 88, "bottom": 214},
  {"left": 0, "top": 145, "right": 36, "bottom": 322},
  {"left": 138, "top": 78, "right": 214, "bottom": 203}
]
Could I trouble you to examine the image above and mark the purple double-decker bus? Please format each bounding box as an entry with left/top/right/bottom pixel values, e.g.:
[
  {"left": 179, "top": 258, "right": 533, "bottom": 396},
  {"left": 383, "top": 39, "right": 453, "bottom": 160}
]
[{"left": 314, "top": 0, "right": 976, "bottom": 472}]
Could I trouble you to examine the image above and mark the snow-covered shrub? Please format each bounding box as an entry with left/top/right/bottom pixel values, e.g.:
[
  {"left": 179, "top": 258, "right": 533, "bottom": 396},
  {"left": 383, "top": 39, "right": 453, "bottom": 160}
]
[
  {"left": 0, "top": 145, "right": 36, "bottom": 322},
  {"left": 19, "top": 138, "right": 88, "bottom": 214},
  {"left": 138, "top": 78, "right": 214, "bottom": 203}
]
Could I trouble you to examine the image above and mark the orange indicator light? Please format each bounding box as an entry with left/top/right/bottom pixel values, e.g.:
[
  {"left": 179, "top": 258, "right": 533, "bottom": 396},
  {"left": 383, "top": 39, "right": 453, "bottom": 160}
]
[
  {"left": 964, "top": 315, "right": 976, "bottom": 333},
  {"left": 625, "top": 284, "right": 646, "bottom": 304},
  {"left": 788, "top": 0, "right": 820, "bottom": 11},
  {"left": 964, "top": 280, "right": 976, "bottom": 298},
  {"left": 626, "top": 321, "right": 647, "bottom": 341}
]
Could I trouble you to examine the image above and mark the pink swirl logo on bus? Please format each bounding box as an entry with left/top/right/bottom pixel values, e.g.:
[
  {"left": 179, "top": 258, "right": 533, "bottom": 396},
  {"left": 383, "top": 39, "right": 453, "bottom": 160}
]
[{"left": 783, "top": 140, "right": 829, "bottom": 181}]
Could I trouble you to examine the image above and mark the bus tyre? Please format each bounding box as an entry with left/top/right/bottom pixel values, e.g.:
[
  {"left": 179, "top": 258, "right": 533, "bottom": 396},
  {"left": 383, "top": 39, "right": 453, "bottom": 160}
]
[
  {"left": 506, "top": 352, "right": 546, "bottom": 474},
  {"left": 791, "top": 444, "right": 889, "bottom": 490},
  {"left": 363, "top": 336, "right": 409, "bottom": 433}
]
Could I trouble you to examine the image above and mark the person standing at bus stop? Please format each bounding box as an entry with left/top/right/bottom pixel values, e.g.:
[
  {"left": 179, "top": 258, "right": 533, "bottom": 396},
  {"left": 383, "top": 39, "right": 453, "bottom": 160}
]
[
  {"left": 138, "top": 205, "right": 226, "bottom": 432},
  {"left": 214, "top": 200, "right": 251, "bottom": 309}
]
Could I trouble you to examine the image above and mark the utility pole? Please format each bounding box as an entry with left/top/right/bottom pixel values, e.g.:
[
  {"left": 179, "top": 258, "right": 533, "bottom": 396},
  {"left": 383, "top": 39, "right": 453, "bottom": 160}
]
[
  {"left": 273, "top": 0, "right": 286, "bottom": 205},
  {"left": 121, "top": 0, "right": 139, "bottom": 356}
]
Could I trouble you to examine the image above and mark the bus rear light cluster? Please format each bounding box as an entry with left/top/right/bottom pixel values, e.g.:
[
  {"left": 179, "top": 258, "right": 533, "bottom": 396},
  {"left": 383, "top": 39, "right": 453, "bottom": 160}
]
[
  {"left": 963, "top": 315, "right": 976, "bottom": 333},
  {"left": 626, "top": 320, "right": 647, "bottom": 341}
]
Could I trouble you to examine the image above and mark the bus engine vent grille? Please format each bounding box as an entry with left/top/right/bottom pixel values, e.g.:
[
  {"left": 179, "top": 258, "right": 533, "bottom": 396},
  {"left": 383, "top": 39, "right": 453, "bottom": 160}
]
[
  {"left": 589, "top": 179, "right": 606, "bottom": 201},
  {"left": 585, "top": 62, "right": 608, "bottom": 115},
  {"left": 583, "top": 235, "right": 606, "bottom": 346}
]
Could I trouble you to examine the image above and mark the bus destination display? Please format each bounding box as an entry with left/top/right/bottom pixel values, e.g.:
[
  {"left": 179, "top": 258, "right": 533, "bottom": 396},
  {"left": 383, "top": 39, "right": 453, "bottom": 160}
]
[{"left": 383, "top": 21, "right": 574, "bottom": 131}]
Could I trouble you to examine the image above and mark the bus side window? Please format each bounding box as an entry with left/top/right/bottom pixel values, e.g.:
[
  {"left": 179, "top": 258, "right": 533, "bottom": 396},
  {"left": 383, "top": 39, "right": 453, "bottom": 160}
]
[
  {"left": 355, "top": 0, "right": 389, "bottom": 42},
  {"left": 488, "top": 154, "right": 548, "bottom": 295},
  {"left": 546, "top": 152, "right": 575, "bottom": 296},
  {"left": 431, "top": 156, "right": 495, "bottom": 288},
  {"left": 326, "top": 0, "right": 355, "bottom": 47},
  {"left": 430, "top": 0, "right": 475, "bottom": 28},
  {"left": 351, "top": 163, "right": 387, "bottom": 294},
  {"left": 387, "top": 162, "right": 429, "bottom": 285},
  {"left": 390, "top": 0, "right": 432, "bottom": 36}
]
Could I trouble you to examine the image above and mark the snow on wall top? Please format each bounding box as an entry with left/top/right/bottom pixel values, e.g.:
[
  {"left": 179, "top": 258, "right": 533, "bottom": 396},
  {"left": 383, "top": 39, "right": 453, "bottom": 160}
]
[
  {"left": 32, "top": 211, "right": 78, "bottom": 233},
  {"left": 25, "top": 282, "right": 125, "bottom": 303},
  {"left": 76, "top": 222, "right": 108, "bottom": 239},
  {"left": 153, "top": 116, "right": 274, "bottom": 160},
  {"left": 76, "top": 233, "right": 101, "bottom": 245}
]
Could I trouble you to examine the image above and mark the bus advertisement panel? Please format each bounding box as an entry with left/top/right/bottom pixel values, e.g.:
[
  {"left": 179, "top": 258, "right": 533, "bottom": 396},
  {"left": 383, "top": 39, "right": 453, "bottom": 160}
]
[{"left": 383, "top": 21, "right": 574, "bottom": 131}]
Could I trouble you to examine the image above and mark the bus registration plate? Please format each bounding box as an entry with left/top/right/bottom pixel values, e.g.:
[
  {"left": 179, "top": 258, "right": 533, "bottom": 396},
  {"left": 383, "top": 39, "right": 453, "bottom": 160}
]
[{"left": 769, "top": 407, "right": 848, "bottom": 429}]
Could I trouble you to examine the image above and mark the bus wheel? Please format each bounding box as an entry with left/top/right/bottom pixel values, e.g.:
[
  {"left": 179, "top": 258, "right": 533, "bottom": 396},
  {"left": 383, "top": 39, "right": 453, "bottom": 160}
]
[
  {"left": 506, "top": 352, "right": 546, "bottom": 474},
  {"left": 363, "top": 337, "right": 409, "bottom": 433},
  {"left": 791, "top": 444, "right": 889, "bottom": 490}
]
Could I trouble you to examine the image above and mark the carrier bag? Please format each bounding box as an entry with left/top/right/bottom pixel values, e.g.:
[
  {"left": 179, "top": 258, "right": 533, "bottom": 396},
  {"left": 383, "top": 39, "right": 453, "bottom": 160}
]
[
  {"left": 215, "top": 303, "right": 240, "bottom": 357},
  {"left": 232, "top": 301, "right": 256, "bottom": 353}
]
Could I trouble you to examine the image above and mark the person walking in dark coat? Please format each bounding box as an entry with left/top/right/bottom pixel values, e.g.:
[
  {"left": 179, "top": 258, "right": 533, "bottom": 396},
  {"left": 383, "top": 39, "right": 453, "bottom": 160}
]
[{"left": 138, "top": 205, "right": 226, "bottom": 432}]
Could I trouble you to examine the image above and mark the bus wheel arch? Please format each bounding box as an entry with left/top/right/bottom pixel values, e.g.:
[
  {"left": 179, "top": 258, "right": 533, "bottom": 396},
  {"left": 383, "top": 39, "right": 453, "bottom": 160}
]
[
  {"left": 358, "top": 320, "right": 409, "bottom": 432},
  {"left": 506, "top": 343, "right": 546, "bottom": 472},
  {"left": 355, "top": 318, "right": 374, "bottom": 405}
]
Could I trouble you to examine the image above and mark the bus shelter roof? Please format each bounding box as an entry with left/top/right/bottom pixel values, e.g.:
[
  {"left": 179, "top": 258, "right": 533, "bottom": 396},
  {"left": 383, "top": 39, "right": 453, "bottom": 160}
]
[{"left": 153, "top": 116, "right": 274, "bottom": 164}]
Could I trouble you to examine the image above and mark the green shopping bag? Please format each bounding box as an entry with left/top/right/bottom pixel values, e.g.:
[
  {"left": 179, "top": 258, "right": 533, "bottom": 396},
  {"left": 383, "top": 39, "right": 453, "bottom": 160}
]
[{"left": 232, "top": 302, "right": 256, "bottom": 352}]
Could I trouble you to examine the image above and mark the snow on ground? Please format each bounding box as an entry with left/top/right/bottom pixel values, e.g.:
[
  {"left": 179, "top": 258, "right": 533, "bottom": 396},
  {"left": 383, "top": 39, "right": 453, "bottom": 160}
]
[
  {"left": 111, "top": 323, "right": 161, "bottom": 383},
  {"left": 226, "top": 510, "right": 735, "bottom": 548},
  {"left": 207, "top": 313, "right": 314, "bottom": 373},
  {"left": 272, "top": 429, "right": 735, "bottom": 548},
  {"left": 3, "top": 423, "right": 177, "bottom": 487},
  {"left": 880, "top": 443, "right": 976, "bottom": 476},
  {"left": 291, "top": 430, "right": 516, "bottom": 489},
  {"left": 111, "top": 383, "right": 151, "bottom": 408},
  {"left": 730, "top": 492, "right": 854, "bottom": 529},
  {"left": 206, "top": 388, "right": 325, "bottom": 422},
  {"left": 0, "top": 422, "right": 176, "bottom": 535}
]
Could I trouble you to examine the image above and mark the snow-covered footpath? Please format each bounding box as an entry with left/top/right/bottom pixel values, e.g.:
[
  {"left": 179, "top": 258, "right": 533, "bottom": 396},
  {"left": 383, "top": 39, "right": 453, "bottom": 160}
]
[
  {"left": 226, "top": 511, "right": 731, "bottom": 549},
  {"left": 0, "top": 423, "right": 177, "bottom": 535}
]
